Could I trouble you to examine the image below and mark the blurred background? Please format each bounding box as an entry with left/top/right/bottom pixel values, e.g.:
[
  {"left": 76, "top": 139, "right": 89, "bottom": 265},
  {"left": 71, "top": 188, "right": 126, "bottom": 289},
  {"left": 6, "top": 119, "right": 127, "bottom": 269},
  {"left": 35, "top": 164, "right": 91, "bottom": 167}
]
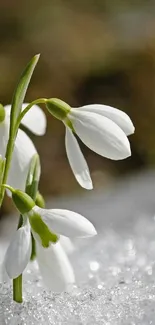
[{"left": 1, "top": 0, "right": 155, "bottom": 214}]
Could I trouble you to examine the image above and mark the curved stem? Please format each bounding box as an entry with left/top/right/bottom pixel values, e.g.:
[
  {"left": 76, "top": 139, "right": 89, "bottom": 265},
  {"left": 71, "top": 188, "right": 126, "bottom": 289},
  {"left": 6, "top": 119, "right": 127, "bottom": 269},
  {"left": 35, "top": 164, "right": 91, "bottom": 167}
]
[{"left": 16, "top": 98, "right": 47, "bottom": 130}]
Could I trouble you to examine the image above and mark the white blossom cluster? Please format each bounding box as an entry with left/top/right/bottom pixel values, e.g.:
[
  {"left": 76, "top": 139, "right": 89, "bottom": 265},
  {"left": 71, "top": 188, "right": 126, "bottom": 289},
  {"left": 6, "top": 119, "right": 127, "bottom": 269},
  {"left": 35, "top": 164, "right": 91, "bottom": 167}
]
[{"left": 0, "top": 55, "right": 134, "bottom": 300}]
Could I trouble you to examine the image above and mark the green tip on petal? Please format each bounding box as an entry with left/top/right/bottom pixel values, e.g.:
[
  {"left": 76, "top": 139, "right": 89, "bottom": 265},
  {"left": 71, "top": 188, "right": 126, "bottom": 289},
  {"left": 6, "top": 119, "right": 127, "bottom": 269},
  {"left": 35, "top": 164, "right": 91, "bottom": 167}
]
[
  {"left": 12, "top": 190, "right": 35, "bottom": 214},
  {"left": 0, "top": 104, "right": 5, "bottom": 122},
  {"left": 29, "top": 212, "right": 59, "bottom": 247},
  {"left": 45, "top": 98, "right": 71, "bottom": 121}
]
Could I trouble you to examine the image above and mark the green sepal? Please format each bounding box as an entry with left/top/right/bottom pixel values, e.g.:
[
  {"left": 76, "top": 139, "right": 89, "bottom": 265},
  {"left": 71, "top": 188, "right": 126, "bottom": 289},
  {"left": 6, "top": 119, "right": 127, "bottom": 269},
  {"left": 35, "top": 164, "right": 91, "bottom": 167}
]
[
  {"left": 0, "top": 104, "right": 5, "bottom": 123},
  {"left": 46, "top": 98, "right": 71, "bottom": 121},
  {"left": 10, "top": 54, "right": 40, "bottom": 135},
  {"left": 12, "top": 190, "right": 35, "bottom": 214},
  {"left": 29, "top": 212, "right": 58, "bottom": 247}
]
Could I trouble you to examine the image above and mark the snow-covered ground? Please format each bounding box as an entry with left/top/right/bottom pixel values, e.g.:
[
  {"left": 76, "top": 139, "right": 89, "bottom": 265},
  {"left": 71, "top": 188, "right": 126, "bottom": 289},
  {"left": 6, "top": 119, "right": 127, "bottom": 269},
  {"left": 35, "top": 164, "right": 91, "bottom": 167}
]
[{"left": 1, "top": 170, "right": 155, "bottom": 324}]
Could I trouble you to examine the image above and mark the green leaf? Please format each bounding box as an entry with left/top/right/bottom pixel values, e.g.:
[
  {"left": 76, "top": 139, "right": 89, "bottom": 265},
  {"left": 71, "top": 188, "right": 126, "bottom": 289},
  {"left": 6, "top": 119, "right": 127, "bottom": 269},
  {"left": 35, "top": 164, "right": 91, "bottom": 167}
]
[{"left": 10, "top": 54, "right": 40, "bottom": 135}]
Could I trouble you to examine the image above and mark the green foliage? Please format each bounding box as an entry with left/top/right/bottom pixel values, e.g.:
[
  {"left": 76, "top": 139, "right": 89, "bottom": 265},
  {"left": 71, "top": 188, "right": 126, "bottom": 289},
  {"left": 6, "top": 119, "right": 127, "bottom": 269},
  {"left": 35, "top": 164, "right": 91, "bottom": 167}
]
[{"left": 10, "top": 54, "right": 40, "bottom": 136}]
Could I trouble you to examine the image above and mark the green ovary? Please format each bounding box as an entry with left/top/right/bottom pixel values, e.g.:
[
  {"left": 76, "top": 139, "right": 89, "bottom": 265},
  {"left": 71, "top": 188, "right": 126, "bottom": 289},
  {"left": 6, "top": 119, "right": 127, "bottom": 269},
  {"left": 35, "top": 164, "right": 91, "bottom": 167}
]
[{"left": 46, "top": 98, "right": 71, "bottom": 121}]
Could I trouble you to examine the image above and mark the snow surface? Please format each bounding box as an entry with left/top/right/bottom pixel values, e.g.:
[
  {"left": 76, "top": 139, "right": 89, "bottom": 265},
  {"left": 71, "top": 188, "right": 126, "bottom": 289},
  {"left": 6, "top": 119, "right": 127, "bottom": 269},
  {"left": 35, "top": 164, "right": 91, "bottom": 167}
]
[{"left": 1, "top": 170, "right": 155, "bottom": 324}]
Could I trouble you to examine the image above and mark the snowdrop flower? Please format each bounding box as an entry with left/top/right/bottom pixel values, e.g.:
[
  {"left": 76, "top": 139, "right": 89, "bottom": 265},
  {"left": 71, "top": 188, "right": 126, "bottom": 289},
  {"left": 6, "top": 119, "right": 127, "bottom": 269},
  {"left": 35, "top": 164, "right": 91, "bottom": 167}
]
[
  {"left": 3, "top": 188, "right": 96, "bottom": 291},
  {"left": 0, "top": 103, "right": 46, "bottom": 191},
  {"left": 46, "top": 99, "right": 135, "bottom": 190},
  {"left": 4, "top": 219, "right": 75, "bottom": 292},
  {"left": 0, "top": 226, "right": 74, "bottom": 291},
  {"left": 59, "top": 235, "right": 75, "bottom": 255},
  {"left": 35, "top": 240, "right": 75, "bottom": 291}
]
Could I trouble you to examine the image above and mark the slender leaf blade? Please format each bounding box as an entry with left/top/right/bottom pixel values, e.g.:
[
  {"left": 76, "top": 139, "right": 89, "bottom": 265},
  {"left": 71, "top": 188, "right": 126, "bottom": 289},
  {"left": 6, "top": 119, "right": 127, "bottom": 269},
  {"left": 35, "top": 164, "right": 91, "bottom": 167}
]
[{"left": 10, "top": 54, "right": 40, "bottom": 132}]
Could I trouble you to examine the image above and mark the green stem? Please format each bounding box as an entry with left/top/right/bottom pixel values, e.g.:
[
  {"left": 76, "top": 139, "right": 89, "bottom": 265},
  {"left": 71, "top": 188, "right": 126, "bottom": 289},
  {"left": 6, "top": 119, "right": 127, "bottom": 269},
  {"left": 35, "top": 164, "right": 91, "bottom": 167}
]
[
  {"left": 0, "top": 135, "right": 15, "bottom": 205},
  {"left": 16, "top": 98, "right": 46, "bottom": 130},
  {"left": 13, "top": 215, "right": 23, "bottom": 303},
  {"left": 13, "top": 274, "right": 23, "bottom": 303},
  {"left": 0, "top": 158, "right": 5, "bottom": 187}
]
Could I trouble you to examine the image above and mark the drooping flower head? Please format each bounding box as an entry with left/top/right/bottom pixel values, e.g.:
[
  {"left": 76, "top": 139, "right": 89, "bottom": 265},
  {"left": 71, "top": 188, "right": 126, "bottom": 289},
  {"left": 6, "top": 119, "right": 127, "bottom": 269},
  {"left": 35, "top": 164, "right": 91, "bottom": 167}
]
[
  {"left": 46, "top": 99, "right": 135, "bottom": 189},
  {"left": 3, "top": 187, "right": 97, "bottom": 291}
]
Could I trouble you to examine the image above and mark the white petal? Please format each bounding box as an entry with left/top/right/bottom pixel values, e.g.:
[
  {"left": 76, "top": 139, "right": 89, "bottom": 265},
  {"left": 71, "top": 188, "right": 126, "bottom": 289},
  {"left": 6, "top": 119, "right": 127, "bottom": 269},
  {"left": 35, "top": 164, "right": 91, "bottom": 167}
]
[
  {"left": 36, "top": 241, "right": 75, "bottom": 292},
  {"left": 4, "top": 104, "right": 11, "bottom": 117},
  {"left": 0, "top": 239, "right": 10, "bottom": 283},
  {"left": 59, "top": 236, "right": 75, "bottom": 255},
  {"left": 4, "top": 223, "right": 31, "bottom": 278},
  {"left": 73, "top": 104, "right": 134, "bottom": 136},
  {"left": 33, "top": 206, "right": 97, "bottom": 238},
  {"left": 4, "top": 103, "right": 47, "bottom": 136},
  {"left": 65, "top": 127, "right": 93, "bottom": 190},
  {"left": 69, "top": 111, "right": 131, "bottom": 160},
  {"left": 21, "top": 103, "right": 46, "bottom": 135},
  {"left": 0, "top": 262, "right": 10, "bottom": 283},
  {"left": 7, "top": 129, "right": 37, "bottom": 194}
]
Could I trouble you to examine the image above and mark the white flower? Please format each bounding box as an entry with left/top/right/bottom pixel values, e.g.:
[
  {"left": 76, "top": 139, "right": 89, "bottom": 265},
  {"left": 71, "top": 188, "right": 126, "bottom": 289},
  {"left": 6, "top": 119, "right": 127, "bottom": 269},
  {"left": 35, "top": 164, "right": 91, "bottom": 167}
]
[
  {"left": 64, "top": 104, "right": 134, "bottom": 189},
  {"left": 0, "top": 104, "right": 46, "bottom": 192},
  {"left": 4, "top": 207, "right": 96, "bottom": 291},
  {"left": 36, "top": 240, "right": 75, "bottom": 291},
  {"left": 5, "top": 219, "right": 32, "bottom": 279},
  {"left": 0, "top": 231, "right": 74, "bottom": 291},
  {"left": 31, "top": 206, "right": 96, "bottom": 238}
]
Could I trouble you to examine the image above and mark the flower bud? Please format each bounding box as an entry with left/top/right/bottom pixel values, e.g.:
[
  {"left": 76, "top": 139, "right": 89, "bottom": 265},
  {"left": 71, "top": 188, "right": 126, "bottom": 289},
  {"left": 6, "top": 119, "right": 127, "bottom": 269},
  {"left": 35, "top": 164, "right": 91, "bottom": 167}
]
[
  {"left": 0, "top": 104, "right": 5, "bottom": 123},
  {"left": 12, "top": 190, "right": 35, "bottom": 214},
  {"left": 45, "top": 98, "right": 70, "bottom": 121}
]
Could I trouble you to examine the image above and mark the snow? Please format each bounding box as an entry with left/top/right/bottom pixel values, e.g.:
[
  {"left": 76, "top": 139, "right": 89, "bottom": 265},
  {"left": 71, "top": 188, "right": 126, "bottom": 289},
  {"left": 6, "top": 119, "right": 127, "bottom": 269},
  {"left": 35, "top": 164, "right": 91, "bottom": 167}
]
[{"left": 1, "top": 170, "right": 155, "bottom": 324}]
